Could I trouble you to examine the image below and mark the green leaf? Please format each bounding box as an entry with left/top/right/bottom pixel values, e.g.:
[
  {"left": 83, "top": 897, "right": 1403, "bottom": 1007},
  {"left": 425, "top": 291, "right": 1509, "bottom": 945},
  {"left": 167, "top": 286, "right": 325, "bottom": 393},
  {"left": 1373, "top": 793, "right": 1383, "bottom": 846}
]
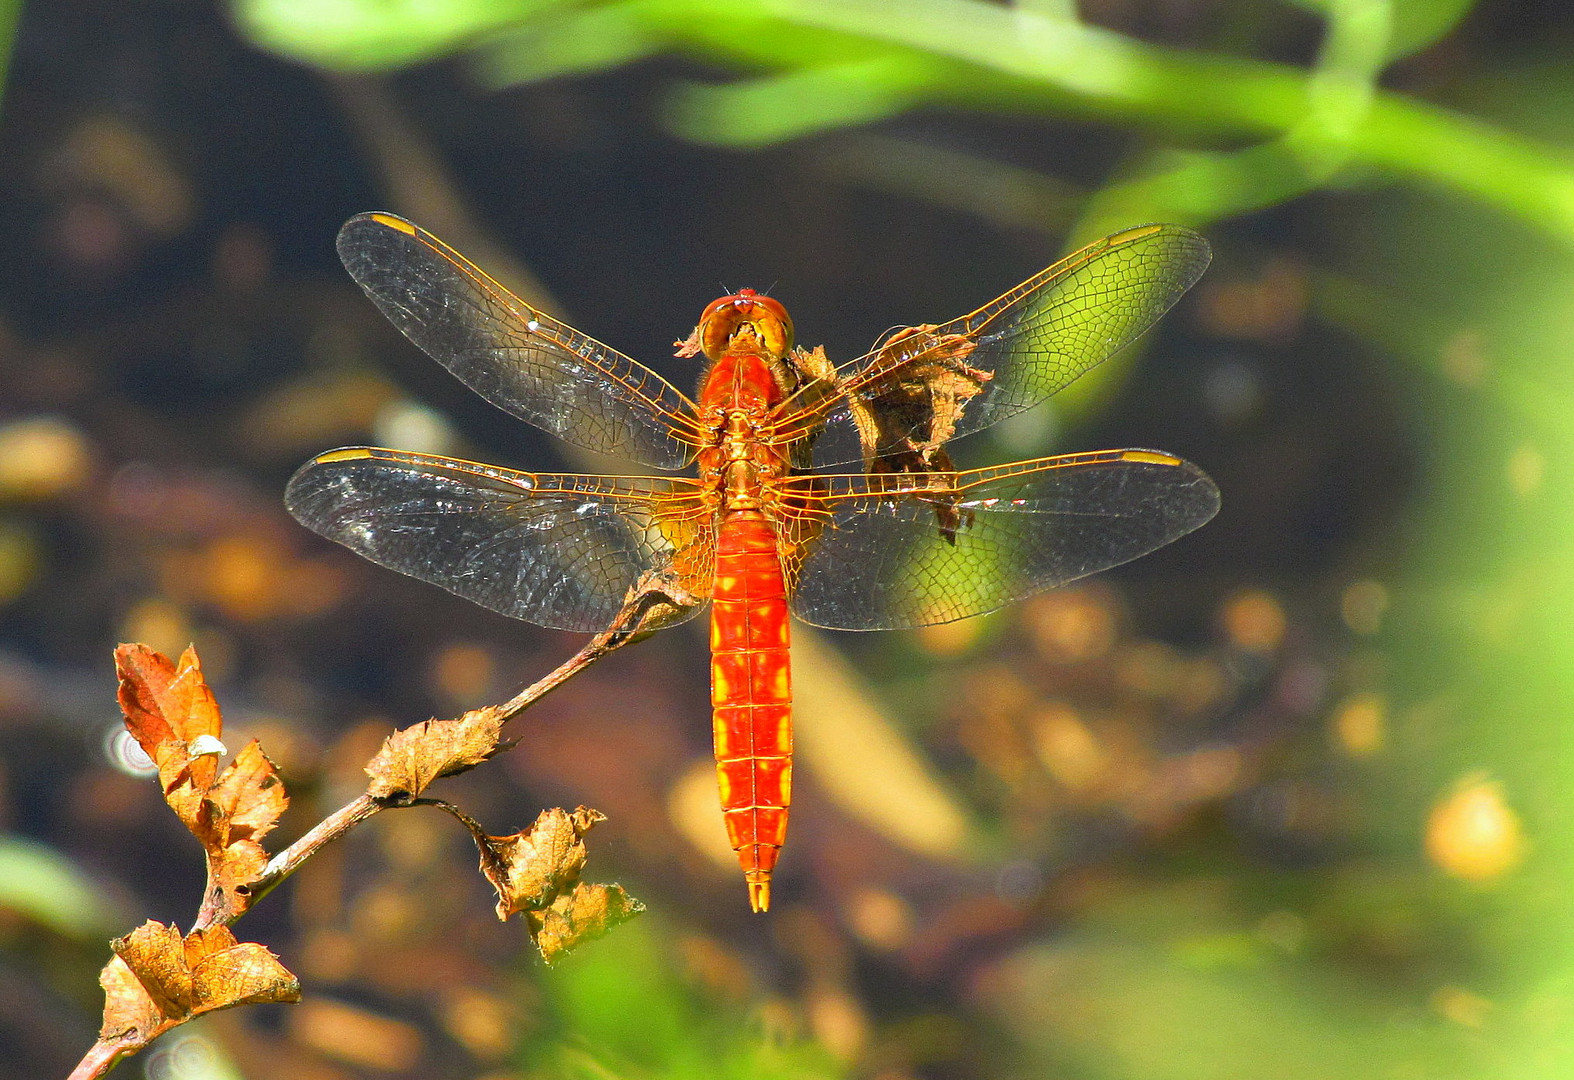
[
  {"left": 0, "top": 834, "right": 122, "bottom": 939},
  {"left": 232, "top": 0, "right": 567, "bottom": 70},
  {"left": 1282, "top": 0, "right": 1476, "bottom": 63}
]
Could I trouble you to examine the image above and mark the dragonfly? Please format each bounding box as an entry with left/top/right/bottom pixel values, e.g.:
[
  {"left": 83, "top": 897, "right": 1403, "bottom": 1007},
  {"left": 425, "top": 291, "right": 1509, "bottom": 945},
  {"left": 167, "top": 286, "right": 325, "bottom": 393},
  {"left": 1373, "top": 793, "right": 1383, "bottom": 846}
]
[{"left": 287, "top": 212, "right": 1220, "bottom": 912}]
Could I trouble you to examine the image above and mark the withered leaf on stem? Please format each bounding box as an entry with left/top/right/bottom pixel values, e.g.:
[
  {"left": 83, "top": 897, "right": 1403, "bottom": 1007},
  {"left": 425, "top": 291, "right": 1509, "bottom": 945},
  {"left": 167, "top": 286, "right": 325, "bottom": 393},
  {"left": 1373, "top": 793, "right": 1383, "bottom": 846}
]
[
  {"left": 111, "top": 920, "right": 190, "bottom": 1020},
  {"left": 116, "top": 644, "right": 222, "bottom": 750},
  {"left": 364, "top": 708, "right": 507, "bottom": 801},
  {"left": 117, "top": 644, "right": 224, "bottom": 796},
  {"left": 98, "top": 954, "right": 163, "bottom": 1042},
  {"left": 102, "top": 919, "right": 299, "bottom": 1036},
  {"left": 114, "top": 645, "right": 290, "bottom": 920},
  {"left": 527, "top": 883, "right": 645, "bottom": 966},
  {"left": 474, "top": 806, "right": 606, "bottom": 919},
  {"left": 183, "top": 926, "right": 300, "bottom": 1009},
  {"left": 445, "top": 803, "right": 642, "bottom": 963},
  {"left": 201, "top": 740, "right": 289, "bottom": 894}
]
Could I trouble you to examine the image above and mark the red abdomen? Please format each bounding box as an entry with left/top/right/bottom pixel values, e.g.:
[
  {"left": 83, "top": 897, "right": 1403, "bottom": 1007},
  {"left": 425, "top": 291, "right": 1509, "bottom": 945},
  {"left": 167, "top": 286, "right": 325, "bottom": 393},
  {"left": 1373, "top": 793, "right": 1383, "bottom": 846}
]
[{"left": 710, "top": 509, "right": 791, "bottom": 913}]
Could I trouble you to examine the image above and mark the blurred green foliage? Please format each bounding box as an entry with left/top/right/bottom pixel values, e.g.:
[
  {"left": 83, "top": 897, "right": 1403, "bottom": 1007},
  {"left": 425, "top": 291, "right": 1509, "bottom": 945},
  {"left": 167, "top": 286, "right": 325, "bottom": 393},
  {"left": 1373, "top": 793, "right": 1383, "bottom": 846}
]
[
  {"left": 235, "top": 0, "right": 1574, "bottom": 246},
  {"left": 530, "top": 918, "right": 842, "bottom": 1078},
  {"left": 0, "top": 835, "right": 121, "bottom": 940},
  {"left": 0, "top": 0, "right": 20, "bottom": 113}
]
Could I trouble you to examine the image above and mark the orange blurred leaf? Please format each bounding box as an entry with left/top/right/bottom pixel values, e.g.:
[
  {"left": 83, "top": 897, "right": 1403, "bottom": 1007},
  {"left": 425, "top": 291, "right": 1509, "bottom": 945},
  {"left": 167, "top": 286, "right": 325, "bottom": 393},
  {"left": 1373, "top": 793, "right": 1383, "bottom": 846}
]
[
  {"left": 526, "top": 883, "right": 645, "bottom": 966},
  {"left": 364, "top": 709, "right": 506, "bottom": 800}
]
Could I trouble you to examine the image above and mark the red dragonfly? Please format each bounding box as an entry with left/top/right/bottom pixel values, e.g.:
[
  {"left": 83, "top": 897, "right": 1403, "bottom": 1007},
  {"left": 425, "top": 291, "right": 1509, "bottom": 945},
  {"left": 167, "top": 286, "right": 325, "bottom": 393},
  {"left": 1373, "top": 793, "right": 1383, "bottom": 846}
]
[{"left": 287, "top": 212, "right": 1219, "bottom": 911}]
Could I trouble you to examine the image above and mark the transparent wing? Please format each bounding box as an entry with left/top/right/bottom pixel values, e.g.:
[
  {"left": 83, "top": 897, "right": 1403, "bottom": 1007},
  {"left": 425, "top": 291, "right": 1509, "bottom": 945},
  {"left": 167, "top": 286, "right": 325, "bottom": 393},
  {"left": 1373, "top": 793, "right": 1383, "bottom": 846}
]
[
  {"left": 338, "top": 213, "right": 703, "bottom": 469},
  {"left": 769, "top": 224, "right": 1211, "bottom": 467},
  {"left": 286, "top": 447, "right": 715, "bottom": 631},
  {"left": 774, "top": 450, "right": 1219, "bottom": 630}
]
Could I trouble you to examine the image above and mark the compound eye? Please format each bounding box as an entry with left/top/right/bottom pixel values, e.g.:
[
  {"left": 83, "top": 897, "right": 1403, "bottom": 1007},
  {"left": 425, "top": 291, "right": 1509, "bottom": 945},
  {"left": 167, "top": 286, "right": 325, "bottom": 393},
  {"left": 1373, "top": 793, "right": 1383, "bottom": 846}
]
[{"left": 694, "top": 291, "right": 795, "bottom": 360}]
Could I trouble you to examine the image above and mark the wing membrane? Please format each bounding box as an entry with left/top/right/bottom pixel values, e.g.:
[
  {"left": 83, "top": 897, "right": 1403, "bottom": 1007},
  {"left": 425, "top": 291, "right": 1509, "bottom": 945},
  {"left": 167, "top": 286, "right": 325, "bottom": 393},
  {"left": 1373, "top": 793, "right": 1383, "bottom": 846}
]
[
  {"left": 338, "top": 213, "right": 703, "bottom": 469},
  {"left": 286, "top": 447, "right": 715, "bottom": 631},
  {"left": 775, "top": 450, "right": 1219, "bottom": 630},
  {"left": 771, "top": 224, "right": 1211, "bottom": 467}
]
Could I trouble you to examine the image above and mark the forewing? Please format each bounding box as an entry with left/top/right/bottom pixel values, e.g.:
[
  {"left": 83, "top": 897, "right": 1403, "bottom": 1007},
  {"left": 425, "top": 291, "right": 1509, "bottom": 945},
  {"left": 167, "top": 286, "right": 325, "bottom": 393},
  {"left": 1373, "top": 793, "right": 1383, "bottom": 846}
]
[
  {"left": 777, "top": 450, "right": 1219, "bottom": 630},
  {"left": 774, "top": 224, "right": 1211, "bottom": 468},
  {"left": 286, "top": 447, "right": 715, "bottom": 631},
  {"left": 338, "top": 213, "right": 702, "bottom": 469}
]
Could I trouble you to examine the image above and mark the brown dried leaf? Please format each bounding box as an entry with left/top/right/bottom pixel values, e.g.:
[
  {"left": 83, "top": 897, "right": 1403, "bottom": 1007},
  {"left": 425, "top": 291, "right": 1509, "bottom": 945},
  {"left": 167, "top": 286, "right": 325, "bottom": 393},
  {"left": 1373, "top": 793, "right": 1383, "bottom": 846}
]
[
  {"left": 476, "top": 806, "right": 605, "bottom": 919},
  {"left": 610, "top": 568, "right": 707, "bottom": 638},
  {"left": 445, "top": 801, "right": 640, "bottom": 962},
  {"left": 108, "top": 920, "right": 300, "bottom": 1024},
  {"left": 365, "top": 709, "right": 506, "bottom": 800},
  {"left": 151, "top": 741, "right": 208, "bottom": 830},
  {"left": 121, "top": 650, "right": 215, "bottom": 836},
  {"left": 526, "top": 882, "right": 645, "bottom": 965},
  {"left": 672, "top": 327, "right": 704, "bottom": 358},
  {"left": 185, "top": 928, "right": 300, "bottom": 1010},
  {"left": 200, "top": 739, "right": 288, "bottom": 900},
  {"left": 97, "top": 955, "right": 164, "bottom": 1041},
  {"left": 789, "top": 343, "right": 837, "bottom": 385},
  {"left": 207, "top": 740, "right": 288, "bottom": 842},
  {"left": 855, "top": 328, "right": 991, "bottom": 473},
  {"left": 116, "top": 644, "right": 221, "bottom": 747},
  {"left": 839, "top": 330, "right": 992, "bottom": 543},
  {"left": 115, "top": 646, "right": 289, "bottom": 921},
  {"left": 111, "top": 920, "right": 191, "bottom": 1018}
]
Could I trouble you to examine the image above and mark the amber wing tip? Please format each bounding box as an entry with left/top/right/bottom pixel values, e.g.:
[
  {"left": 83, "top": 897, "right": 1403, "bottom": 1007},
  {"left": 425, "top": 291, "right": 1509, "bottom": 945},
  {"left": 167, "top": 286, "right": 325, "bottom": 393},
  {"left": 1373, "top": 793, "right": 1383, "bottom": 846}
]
[
  {"left": 747, "top": 879, "right": 771, "bottom": 913},
  {"left": 366, "top": 211, "right": 417, "bottom": 234}
]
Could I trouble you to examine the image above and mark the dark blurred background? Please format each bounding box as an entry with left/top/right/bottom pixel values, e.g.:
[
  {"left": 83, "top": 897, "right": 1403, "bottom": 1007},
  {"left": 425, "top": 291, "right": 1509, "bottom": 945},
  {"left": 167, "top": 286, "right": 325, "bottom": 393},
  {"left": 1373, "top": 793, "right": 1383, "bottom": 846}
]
[{"left": 3, "top": 0, "right": 1573, "bottom": 1077}]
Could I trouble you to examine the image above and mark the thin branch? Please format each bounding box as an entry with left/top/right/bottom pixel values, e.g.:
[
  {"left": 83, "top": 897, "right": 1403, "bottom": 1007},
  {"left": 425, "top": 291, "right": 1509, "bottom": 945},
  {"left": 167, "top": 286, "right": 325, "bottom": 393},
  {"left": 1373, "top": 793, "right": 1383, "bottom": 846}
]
[
  {"left": 71, "top": 572, "right": 697, "bottom": 1079},
  {"left": 217, "top": 581, "right": 679, "bottom": 925},
  {"left": 66, "top": 1038, "right": 134, "bottom": 1080}
]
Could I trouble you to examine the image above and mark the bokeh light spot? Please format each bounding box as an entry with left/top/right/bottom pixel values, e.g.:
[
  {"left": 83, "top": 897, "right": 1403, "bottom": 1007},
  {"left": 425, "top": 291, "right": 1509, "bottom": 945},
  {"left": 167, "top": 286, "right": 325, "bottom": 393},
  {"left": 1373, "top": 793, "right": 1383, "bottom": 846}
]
[
  {"left": 1440, "top": 328, "right": 1488, "bottom": 387},
  {"left": 290, "top": 998, "right": 424, "bottom": 1071},
  {"left": 1425, "top": 773, "right": 1527, "bottom": 882},
  {"left": 104, "top": 726, "right": 156, "bottom": 777},
  {"left": 1026, "top": 587, "right": 1117, "bottom": 663},
  {"left": 844, "top": 886, "right": 913, "bottom": 951},
  {"left": 915, "top": 616, "right": 985, "bottom": 656},
  {"left": 1430, "top": 985, "right": 1493, "bottom": 1028},
  {"left": 120, "top": 598, "right": 192, "bottom": 660},
  {"left": 1220, "top": 589, "right": 1286, "bottom": 653},
  {"left": 1331, "top": 691, "right": 1386, "bottom": 757},
  {"left": 0, "top": 416, "right": 92, "bottom": 500},
  {"left": 1031, "top": 703, "right": 1107, "bottom": 792},
  {"left": 430, "top": 642, "right": 496, "bottom": 707}
]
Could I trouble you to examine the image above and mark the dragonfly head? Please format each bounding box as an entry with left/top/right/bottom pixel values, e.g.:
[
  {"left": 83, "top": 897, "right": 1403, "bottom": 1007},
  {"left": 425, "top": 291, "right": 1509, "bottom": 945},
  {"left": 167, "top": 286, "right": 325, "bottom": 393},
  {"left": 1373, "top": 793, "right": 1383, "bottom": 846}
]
[{"left": 696, "top": 289, "right": 794, "bottom": 361}]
